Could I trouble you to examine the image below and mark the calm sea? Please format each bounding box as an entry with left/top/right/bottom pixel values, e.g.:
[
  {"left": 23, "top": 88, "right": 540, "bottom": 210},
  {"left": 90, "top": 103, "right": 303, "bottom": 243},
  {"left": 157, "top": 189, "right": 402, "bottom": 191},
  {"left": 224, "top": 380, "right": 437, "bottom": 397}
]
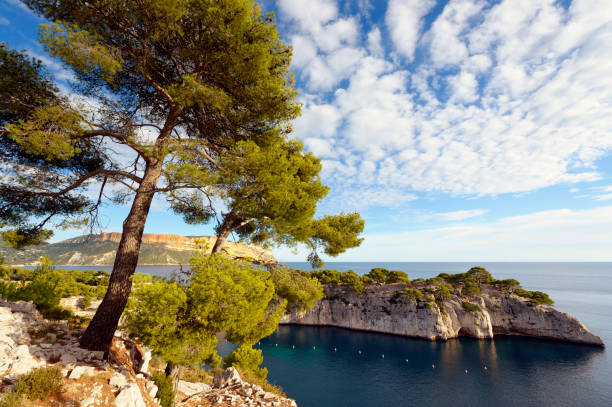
[{"left": 54, "top": 262, "right": 612, "bottom": 406}]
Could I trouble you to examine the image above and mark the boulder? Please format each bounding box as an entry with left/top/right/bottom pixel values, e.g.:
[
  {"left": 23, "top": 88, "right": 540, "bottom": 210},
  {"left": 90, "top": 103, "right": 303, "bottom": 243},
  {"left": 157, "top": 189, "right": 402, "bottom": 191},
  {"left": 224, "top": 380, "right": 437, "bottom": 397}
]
[
  {"left": 177, "top": 380, "right": 211, "bottom": 396},
  {"left": 69, "top": 365, "right": 95, "bottom": 380},
  {"left": 213, "top": 367, "right": 242, "bottom": 388},
  {"left": 114, "top": 383, "right": 146, "bottom": 407},
  {"left": 109, "top": 372, "right": 129, "bottom": 388}
]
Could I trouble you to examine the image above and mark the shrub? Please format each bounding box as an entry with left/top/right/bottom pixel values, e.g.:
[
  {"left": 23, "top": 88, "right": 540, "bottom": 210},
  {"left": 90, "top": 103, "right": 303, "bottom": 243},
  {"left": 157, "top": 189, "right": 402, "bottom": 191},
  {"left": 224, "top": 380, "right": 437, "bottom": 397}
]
[
  {"left": 366, "top": 268, "right": 387, "bottom": 284},
  {"left": 463, "top": 280, "right": 481, "bottom": 296},
  {"left": 462, "top": 301, "right": 480, "bottom": 312},
  {"left": 514, "top": 289, "right": 554, "bottom": 306},
  {"left": 152, "top": 371, "right": 174, "bottom": 407},
  {"left": 0, "top": 391, "right": 22, "bottom": 407},
  {"left": 466, "top": 267, "right": 494, "bottom": 285},
  {"left": 340, "top": 270, "right": 364, "bottom": 293},
  {"left": 223, "top": 345, "right": 267, "bottom": 379},
  {"left": 309, "top": 269, "right": 342, "bottom": 285},
  {"left": 14, "top": 367, "right": 64, "bottom": 400},
  {"left": 269, "top": 267, "right": 323, "bottom": 312},
  {"left": 403, "top": 288, "right": 424, "bottom": 301},
  {"left": 80, "top": 294, "right": 92, "bottom": 309},
  {"left": 496, "top": 279, "right": 521, "bottom": 293}
]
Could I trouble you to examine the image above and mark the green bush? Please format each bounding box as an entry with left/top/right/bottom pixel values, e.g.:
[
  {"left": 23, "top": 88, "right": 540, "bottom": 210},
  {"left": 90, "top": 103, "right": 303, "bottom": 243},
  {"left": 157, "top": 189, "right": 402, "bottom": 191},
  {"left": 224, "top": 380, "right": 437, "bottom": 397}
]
[
  {"left": 80, "top": 294, "right": 92, "bottom": 309},
  {"left": 223, "top": 345, "right": 268, "bottom": 379},
  {"left": 340, "top": 270, "right": 364, "bottom": 293},
  {"left": 463, "top": 280, "right": 481, "bottom": 296},
  {"left": 361, "top": 268, "right": 409, "bottom": 285},
  {"left": 403, "top": 288, "right": 424, "bottom": 301},
  {"left": 152, "top": 371, "right": 174, "bottom": 407},
  {"left": 269, "top": 267, "right": 323, "bottom": 312},
  {"left": 0, "top": 391, "right": 22, "bottom": 407},
  {"left": 14, "top": 367, "right": 64, "bottom": 400},
  {"left": 514, "top": 289, "right": 554, "bottom": 305},
  {"left": 462, "top": 301, "right": 480, "bottom": 312},
  {"left": 309, "top": 269, "right": 342, "bottom": 285},
  {"left": 495, "top": 279, "right": 521, "bottom": 293}
]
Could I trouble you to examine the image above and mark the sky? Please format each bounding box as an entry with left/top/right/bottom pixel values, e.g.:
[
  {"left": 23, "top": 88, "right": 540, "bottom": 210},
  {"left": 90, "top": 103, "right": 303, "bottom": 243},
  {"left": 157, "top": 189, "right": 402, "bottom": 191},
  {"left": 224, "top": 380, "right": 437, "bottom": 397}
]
[{"left": 1, "top": 0, "right": 612, "bottom": 262}]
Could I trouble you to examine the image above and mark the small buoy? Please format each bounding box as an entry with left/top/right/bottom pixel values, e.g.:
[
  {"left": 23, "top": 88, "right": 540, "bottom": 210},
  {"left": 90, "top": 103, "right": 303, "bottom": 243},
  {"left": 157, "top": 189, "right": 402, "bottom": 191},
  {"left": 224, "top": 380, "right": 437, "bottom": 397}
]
[
  {"left": 313, "top": 346, "right": 316, "bottom": 350},
  {"left": 292, "top": 345, "right": 295, "bottom": 349},
  {"left": 381, "top": 354, "right": 384, "bottom": 359},
  {"left": 333, "top": 347, "right": 337, "bottom": 352},
  {"left": 465, "top": 370, "right": 468, "bottom": 374},
  {"left": 432, "top": 364, "right": 435, "bottom": 369},
  {"left": 275, "top": 343, "right": 278, "bottom": 347},
  {"left": 405, "top": 359, "right": 409, "bottom": 363},
  {"left": 358, "top": 350, "right": 362, "bottom": 355},
  {"left": 484, "top": 366, "right": 487, "bottom": 370},
  {"left": 258, "top": 342, "right": 261, "bottom": 345}
]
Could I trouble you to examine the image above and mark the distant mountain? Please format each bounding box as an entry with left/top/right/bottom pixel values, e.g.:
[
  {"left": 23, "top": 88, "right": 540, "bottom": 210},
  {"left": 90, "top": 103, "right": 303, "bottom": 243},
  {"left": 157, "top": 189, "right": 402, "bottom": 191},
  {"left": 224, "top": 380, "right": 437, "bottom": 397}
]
[{"left": 0, "top": 233, "right": 277, "bottom": 266}]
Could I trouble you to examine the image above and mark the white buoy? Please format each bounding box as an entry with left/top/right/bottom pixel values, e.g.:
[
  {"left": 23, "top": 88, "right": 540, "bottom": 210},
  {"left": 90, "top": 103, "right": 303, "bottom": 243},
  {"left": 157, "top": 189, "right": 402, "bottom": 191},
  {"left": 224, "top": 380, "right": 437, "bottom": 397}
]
[
  {"left": 358, "top": 350, "right": 362, "bottom": 355},
  {"left": 484, "top": 366, "right": 487, "bottom": 370},
  {"left": 275, "top": 343, "right": 278, "bottom": 347},
  {"left": 405, "top": 359, "right": 409, "bottom": 363},
  {"left": 465, "top": 369, "right": 468, "bottom": 374},
  {"left": 432, "top": 364, "right": 435, "bottom": 369},
  {"left": 313, "top": 346, "right": 316, "bottom": 350},
  {"left": 381, "top": 354, "right": 384, "bottom": 359},
  {"left": 334, "top": 347, "right": 337, "bottom": 352},
  {"left": 292, "top": 345, "right": 295, "bottom": 349}
]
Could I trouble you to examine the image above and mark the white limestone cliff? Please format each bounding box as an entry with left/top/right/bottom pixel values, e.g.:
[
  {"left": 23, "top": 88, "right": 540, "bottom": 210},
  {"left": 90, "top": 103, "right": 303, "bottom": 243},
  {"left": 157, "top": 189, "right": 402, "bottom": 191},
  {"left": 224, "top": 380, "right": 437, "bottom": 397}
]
[{"left": 280, "top": 285, "right": 604, "bottom": 347}]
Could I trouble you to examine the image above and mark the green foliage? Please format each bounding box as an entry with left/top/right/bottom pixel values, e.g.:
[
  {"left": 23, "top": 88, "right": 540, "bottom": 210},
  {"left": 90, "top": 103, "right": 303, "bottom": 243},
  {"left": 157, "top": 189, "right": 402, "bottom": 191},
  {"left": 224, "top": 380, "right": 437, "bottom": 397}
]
[
  {"left": 0, "top": 391, "right": 21, "bottom": 407},
  {"left": 13, "top": 367, "right": 64, "bottom": 400},
  {"left": 403, "top": 288, "right": 425, "bottom": 301},
  {"left": 307, "top": 212, "right": 365, "bottom": 257},
  {"left": 496, "top": 279, "right": 521, "bottom": 293},
  {"left": 151, "top": 372, "right": 175, "bottom": 407},
  {"left": 309, "top": 269, "right": 342, "bottom": 285},
  {"left": 462, "top": 301, "right": 481, "bottom": 312},
  {"left": 269, "top": 267, "right": 323, "bottom": 312},
  {"left": 463, "top": 280, "right": 481, "bottom": 296},
  {"left": 426, "top": 277, "right": 453, "bottom": 300},
  {"left": 223, "top": 345, "right": 267, "bottom": 380},
  {"left": 1, "top": 229, "right": 54, "bottom": 249},
  {"left": 123, "top": 254, "right": 285, "bottom": 370},
  {"left": 514, "top": 289, "right": 554, "bottom": 306},
  {"left": 466, "top": 267, "right": 494, "bottom": 285},
  {"left": 340, "top": 270, "right": 364, "bottom": 293},
  {"left": 362, "top": 268, "right": 409, "bottom": 285}
]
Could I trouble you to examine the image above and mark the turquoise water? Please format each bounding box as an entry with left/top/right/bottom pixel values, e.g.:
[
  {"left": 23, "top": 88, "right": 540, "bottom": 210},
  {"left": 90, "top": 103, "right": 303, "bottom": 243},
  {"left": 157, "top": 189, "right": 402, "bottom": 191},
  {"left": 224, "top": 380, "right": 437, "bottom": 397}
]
[
  {"left": 54, "top": 262, "right": 612, "bottom": 406},
  {"left": 262, "top": 262, "right": 612, "bottom": 407}
]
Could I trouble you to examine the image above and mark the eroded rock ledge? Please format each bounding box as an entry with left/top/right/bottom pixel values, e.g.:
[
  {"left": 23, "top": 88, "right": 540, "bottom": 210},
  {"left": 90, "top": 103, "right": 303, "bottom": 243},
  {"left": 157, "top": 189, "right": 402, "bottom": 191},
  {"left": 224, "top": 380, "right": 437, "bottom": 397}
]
[{"left": 281, "top": 285, "right": 604, "bottom": 347}]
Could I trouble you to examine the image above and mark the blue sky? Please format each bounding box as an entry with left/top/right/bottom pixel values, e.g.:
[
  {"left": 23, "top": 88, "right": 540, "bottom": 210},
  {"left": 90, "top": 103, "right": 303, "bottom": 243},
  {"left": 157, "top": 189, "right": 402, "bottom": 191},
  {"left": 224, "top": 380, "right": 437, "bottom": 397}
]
[{"left": 2, "top": 0, "right": 612, "bottom": 262}]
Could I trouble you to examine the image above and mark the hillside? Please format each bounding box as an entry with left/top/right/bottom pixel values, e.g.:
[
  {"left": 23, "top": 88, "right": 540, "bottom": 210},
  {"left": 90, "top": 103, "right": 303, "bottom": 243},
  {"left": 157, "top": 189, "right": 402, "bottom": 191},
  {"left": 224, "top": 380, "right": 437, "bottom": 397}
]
[{"left": 0, "top": 233, "right": 277, "bottom": 266}]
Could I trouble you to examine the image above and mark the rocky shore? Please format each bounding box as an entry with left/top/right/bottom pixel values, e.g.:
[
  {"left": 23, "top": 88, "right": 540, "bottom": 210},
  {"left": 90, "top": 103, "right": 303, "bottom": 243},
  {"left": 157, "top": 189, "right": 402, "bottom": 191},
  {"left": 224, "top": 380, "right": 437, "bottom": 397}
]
[
  {"left": 281, "top": 284, "right": 604, "bottom": 347},
  {"left": 0, "top": 299, "right": 298, "bottom": 407}
]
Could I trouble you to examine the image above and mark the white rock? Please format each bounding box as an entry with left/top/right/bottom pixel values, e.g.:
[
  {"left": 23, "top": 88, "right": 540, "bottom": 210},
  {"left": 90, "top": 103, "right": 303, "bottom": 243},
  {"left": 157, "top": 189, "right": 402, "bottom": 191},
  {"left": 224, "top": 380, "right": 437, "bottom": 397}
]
[
  {"left": 69, "top": 365, "right": 95, "bottom": 380},
  {"left": 80, "top": 397, "right": 96, "bottom": 407},
  {"left": 139, "top": 348, "right": 152, "bottom": 374},
  {"left": 177, "top": 380, "right": 211, "bottom": 396},
  {"left": 213, "top": 367, "right": 242, "bottom": 388},
  {"left": 14, "top": 344, "right": 31, "bottom": 358},
  {"left": 9, "top": 357, "right": 43, "bottom": 375},
  {"left": 146, "top": 382, "right": 158, "bottom": 398},
  {"left": 109, "top": 372, "right": 129, "bottom": 388},
  {"left": 114, "top": 383, "right": 146, "bottom": 407}
]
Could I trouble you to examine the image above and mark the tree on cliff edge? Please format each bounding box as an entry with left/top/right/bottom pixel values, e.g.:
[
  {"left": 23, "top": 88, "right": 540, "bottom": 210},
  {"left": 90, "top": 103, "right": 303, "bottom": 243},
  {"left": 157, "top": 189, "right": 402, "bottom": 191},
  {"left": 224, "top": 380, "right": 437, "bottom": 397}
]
[{"left": 1, "top": 0, "right": 300, "bottom": 352}]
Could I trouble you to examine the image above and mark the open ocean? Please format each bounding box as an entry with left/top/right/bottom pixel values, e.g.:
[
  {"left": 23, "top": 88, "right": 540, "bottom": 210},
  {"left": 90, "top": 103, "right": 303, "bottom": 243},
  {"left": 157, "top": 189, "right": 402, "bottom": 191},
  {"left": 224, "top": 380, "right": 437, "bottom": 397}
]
[{"left": 56, "top": 262, "right": 612, "bottom": 406}]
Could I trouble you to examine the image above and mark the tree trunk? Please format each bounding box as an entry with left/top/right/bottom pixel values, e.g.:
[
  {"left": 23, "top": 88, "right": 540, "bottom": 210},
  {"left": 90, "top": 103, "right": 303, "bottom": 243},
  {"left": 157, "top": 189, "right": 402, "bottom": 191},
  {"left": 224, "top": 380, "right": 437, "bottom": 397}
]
[
  {"left": 165, "top": 361, "right": 181, "bottom": 405},
  {"left": 79, "top": 160, "right": 163, "bottom": 353},
  {"left": 211, "top": 213, "right": 236, "bottom": 254}
]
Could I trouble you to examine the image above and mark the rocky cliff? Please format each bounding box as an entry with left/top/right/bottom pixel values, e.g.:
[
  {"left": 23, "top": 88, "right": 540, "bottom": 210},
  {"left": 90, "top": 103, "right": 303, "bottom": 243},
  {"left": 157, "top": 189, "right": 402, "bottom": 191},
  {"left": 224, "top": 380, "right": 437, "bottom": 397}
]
[
  {"left": 0, "top": 299, "right": 297, "bottom": 407},
  {"left": 281, "top": 284, "right": 604, "bottom": 347},
  {"left": 0, "top": 233, "right": 277, "bottom": 266}
]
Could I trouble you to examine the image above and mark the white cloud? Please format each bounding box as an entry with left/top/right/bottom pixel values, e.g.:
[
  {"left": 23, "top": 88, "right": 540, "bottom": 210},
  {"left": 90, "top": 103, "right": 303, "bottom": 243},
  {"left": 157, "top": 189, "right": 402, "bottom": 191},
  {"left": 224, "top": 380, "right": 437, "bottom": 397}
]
[
  {"left": 0, "top": 16, "right": 10, "bottom": 25},
  {"left": 422, "top": 209, "right": 486, "bottom": 221},
  {"left": 275, "top": 206, "right": 612, "bottom": 261},
  {"left": 286, "top": 0, "right": 612, "bottom": 199},
  {"left": 385, "top": 0, "right": 437, "bottom": 60}
]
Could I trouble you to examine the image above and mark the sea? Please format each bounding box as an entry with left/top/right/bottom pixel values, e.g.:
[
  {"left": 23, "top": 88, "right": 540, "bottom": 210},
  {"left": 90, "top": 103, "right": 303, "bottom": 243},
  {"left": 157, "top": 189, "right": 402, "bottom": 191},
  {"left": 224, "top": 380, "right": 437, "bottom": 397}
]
[{"left": 52, "top": 262, "right": 612, "bottom": 406}]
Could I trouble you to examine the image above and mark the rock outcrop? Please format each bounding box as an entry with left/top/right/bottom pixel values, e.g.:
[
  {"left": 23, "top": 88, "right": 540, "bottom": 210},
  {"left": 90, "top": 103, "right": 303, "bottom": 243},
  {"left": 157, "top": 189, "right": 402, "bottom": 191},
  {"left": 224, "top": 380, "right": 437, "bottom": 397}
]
[
  {"left": 0, "top": 299, "right": 298, "bottom": 407},
  {"left": 281, "top": 285, "right": 604, "bottom": 347}
]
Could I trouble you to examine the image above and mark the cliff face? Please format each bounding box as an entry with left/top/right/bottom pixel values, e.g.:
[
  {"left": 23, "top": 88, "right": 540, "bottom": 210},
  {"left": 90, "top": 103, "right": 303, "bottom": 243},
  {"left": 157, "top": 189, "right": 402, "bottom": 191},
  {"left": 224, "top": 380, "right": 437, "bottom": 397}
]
[
  {"left": 280, "top": 285, "right": 604, "bottom": 347},
  {"left": 0, "top": 233, "right": 277, "bottom": 266}
]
